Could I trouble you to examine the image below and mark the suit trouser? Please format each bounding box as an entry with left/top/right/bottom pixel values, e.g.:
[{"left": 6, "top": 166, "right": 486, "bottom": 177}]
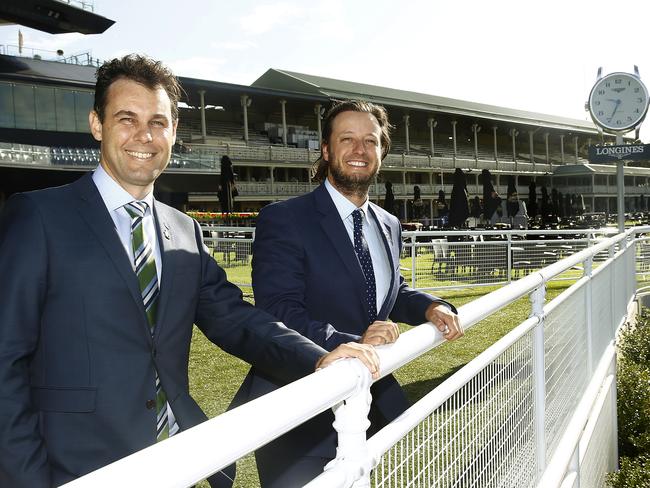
[{"left": 256, "top": 448, "right": 331, "bottom": 488}]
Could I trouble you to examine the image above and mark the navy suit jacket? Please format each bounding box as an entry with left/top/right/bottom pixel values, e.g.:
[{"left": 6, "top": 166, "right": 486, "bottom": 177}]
[
  {"left": 234, "top": 184, "right": 456, "bottom": 459},
  {"left": 0, "top": 173, "right": 326, "bottom": 488}
]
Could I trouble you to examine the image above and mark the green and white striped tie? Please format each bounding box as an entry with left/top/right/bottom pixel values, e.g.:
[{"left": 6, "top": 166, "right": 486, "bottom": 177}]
[{"left": 124, "top": 201, "right": 169, "bottom": 441}]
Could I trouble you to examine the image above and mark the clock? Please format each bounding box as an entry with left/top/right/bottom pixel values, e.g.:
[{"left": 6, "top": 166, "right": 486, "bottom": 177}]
[{"left": 588, "top": 71, "right": 649, "bottom": 132}]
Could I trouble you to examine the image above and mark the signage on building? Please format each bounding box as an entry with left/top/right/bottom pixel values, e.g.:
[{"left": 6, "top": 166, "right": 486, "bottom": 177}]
[{"left": 588, "top": 144, "right": 650, "bottom": 163}]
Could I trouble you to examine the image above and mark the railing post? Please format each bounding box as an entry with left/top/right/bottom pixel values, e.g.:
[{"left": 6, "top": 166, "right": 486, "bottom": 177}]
[
  {"left": 530, "top": 284, "right": 547, "bottom": 475},
  {"left": 507, "top": 233, "right": 513, "bottom": 284},
  {"left": 325, "top": 363, "right": 373, "bottom": 487},
  {"left": 585, "top": 256, "right": 594, "bottom": 376},
  {"left": 411, "top": 234, "right": 417, "bottom": 288}
]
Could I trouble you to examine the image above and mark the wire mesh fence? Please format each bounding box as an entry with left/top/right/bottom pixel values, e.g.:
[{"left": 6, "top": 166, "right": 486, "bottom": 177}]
[
  {"left": 368, "top": 233, "right": 632, "bottom": 488},
  {"left": 373, "top": 328, "right": 538, "bottom": 488}
]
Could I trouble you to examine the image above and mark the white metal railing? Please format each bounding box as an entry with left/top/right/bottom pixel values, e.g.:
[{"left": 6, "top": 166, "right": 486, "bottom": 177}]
[
  {"left": 197, "top": 226, "right": 627, "bottom": 291},
  {"left": 62, "top": 227, "right": 640, "bottom": 487}
]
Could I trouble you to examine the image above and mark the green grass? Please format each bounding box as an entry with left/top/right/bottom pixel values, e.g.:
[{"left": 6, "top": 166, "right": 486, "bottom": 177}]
[{"left": 188, "top": 266, "right": 571, "bottom": 487}]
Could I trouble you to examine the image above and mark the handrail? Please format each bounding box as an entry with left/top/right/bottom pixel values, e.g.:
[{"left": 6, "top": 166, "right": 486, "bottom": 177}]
[{"left": 62, "top": 227, "right": 638, "bottom": 487}]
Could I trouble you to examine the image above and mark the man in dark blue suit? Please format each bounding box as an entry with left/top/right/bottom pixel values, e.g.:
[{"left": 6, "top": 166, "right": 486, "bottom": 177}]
[
  {"left": 236, "top": 100, "right": 463, "bottom": 487},
  {"left": 0, "top": 56, "right": 380, "bottom": 488}
]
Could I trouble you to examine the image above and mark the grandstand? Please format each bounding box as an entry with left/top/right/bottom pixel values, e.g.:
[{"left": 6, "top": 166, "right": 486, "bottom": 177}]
[{"left": 1, "top": 37, "right": 649, "bottom": 216}]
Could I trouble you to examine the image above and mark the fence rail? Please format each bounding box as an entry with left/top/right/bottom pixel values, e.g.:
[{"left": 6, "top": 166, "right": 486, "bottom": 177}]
[{"left": 62, "top": 227, "right": 642, "bottom": 487}]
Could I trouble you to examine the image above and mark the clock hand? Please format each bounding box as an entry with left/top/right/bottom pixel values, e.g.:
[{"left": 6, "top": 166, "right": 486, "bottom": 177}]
[{"left": 610, "top": 99, "right": 621, "bottom": 118}]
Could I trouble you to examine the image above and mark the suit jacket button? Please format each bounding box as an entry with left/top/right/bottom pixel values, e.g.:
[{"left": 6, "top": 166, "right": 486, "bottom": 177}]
[{"left": 146, "top": 399, "right": 156, "bottom": 410}]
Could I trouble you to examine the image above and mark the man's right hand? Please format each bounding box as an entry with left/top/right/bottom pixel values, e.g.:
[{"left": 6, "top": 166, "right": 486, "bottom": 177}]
[
  {"left": 315, "top": 342, "right": 381, "bottom": 380},
  {"left": 360, "top": 320, "right": 400, "bottom": 346}
]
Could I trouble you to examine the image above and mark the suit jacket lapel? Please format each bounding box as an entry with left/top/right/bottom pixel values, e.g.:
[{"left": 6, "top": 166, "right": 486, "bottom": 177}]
[
  {"left": 72, "top": 173, "right": 151, "bottom": 339},
  {"left": 153, "top": 202, "right": 176, "bottom": 339},
  {"left": 314, "top": 185, "right": 369, "bottom": 317}
]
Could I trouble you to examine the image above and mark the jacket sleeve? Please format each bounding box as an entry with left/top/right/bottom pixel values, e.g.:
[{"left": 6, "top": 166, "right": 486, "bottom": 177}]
[
  {"left": 251, "top": 204, "right": 361, "bottom": 351},
  {"left": 388, "top": 222, "right": 458, "bottom": 325},
  {"left": 0, "top": 194, "right": 52, "bottom": 488},
  {"left": 191, "top": 219, "right": 329, "bottom": 384}
]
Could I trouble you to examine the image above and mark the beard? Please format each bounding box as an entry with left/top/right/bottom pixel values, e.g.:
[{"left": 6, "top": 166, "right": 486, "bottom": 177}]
[{"left": 328, "top": 161, "right": 376, "bottom": 199}]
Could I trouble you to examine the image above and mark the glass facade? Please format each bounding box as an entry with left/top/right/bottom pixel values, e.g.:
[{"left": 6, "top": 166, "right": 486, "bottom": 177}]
[{"left": 0, "top": 81, "right": 92, "bottom": 133}]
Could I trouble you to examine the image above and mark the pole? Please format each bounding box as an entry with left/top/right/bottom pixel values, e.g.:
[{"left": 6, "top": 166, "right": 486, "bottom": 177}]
[{"left": 616, "top": 134, "right": 625, "bottom": 233}]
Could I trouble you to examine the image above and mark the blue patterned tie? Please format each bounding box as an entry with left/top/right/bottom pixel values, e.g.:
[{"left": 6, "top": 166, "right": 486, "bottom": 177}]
[
  {"left": 352, "top": 209, "right": 377, "bottom": 324},
  {"left": 124, "top": 201, "right": 169, "bottom": 441}
]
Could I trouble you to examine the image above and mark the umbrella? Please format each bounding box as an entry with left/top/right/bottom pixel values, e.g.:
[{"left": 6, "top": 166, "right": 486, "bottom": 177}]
[
  {"left": 506, "top": 176, "right": 518, "bottom": 218},
  {"left": 528, "top": 181, "right": 538, "bottom": 217},
  {"left": 448, "top": 168, "right": 470, "bottom": 227},
  {"left": 218, "top": 155, "right": 236, "bottom": 213},
  {"left": 383, "top": 181, "right": 395, "bottom": 215},
  {"left": 540, "top": 186, "right": 551, "bottom": 225},
  {"left": 411, "top": 185, "right": 425, "bottom": 220},
  {"left": 481, "top": 169, "right": 500, "bottom": 221}
]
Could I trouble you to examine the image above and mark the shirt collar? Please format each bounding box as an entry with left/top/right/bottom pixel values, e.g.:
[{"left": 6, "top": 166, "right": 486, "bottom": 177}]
[
  {"left": 324, "top": 179, "right": 370, "bottom": 222},
  {"left": 92, "top": 164, "right": 155, "bottom": 214}
]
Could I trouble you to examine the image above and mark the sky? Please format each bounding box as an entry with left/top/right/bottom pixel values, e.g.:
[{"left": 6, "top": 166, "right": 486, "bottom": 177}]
[{"left": 2, "top": 0, "right": 650, "bottom": 141}]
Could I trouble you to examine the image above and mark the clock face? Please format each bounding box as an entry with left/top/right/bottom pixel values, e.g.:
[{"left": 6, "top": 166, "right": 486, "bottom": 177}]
[{"left": 588, "top": 72, "right": 649, "bottom": 132}]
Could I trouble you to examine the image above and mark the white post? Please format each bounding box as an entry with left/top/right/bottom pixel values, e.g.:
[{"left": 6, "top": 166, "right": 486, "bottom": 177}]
[
  {"left": 428, "top": 117, "right": 436, "bottom": 157},
  {"left": 574, "top": 135, "right": 579, "bottom": 163},
  {"left": 451, "top": 120, "right": 458, "bottom": 165},
  {"left": 411, "top": 234, "right": 417, "bottom": 288},
  {"left": 616, "top": 133, "right": 625, "bottom": 233},
  {"left": 315, "top": 103, "right": 323, "bottom": 144},
  {"left": 326, "top": 362, "right": 373, "bottom": 488},
  {"left": 270, "top": 166, "right": 275, "bottom": 198},
  {"left": 560, "top": 134, "right": 565, "bottom": 164},
  {"left": 529, "top": 130, "right": 535, "bottom": 167},
  {"left": 472, "top": 123, "right": 480, "bottom": 161},
  {"left": 240, "top": 95, "right": 250, "bottom": 144},
  {"left": 280, "top": 99, "right": 288, "bottom": 147},
  {"left": 403, "top": 114, "right": 410, "bottom": 154},
  {"left": 199, "top": 90, "right": 207, "bottom": 141},
  {"left": 531, "top": 284, "right": 547, "bottom": 475},
  {"left": 544, "top": 132, "right": 550, "bottom": 167},
  {"left": 507, "top": 233, "right": 512, "bottom": 284},
  {"left": 585, "top": 256, "right": 594, "bottom": 375},
  {"left": 493, "top": 126, "right": 498, "bottom": 162},
  {"left": 510, "top": 128, "right": 518, "bottom": 163},
  {"left": 403, "top": 172, "right": 408, "bottom": 219}
]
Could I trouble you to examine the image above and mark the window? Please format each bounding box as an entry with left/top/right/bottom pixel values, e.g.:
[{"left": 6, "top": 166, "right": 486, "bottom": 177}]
[
  {"left": 35, "top": 86, "right": 57, "bottom": 130},
  {"left": 14, "top": 84, "right": 36, "bottom": 129},
  {"left": 55, "top": 88, "right": 76, "bottom": 131},
  {"left": 74, "top": 91, "right": 93, "bottom": 132},
  {"left": 0, "top": 82, "right": 14, "bottom": 128}
]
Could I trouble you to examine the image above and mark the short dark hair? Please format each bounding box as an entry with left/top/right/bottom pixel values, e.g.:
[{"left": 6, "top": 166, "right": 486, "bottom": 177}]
[
  {"left": 311, "top": 99, "right": 392, "bottom": 182},
  {"left": 94, "top": 54, "right": 183, "bottom": 122}
]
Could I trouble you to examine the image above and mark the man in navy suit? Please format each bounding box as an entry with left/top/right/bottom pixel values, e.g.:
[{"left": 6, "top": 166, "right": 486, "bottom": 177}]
[
  {"left": 236, "top": 100, "right": 463, "bottom": 487},
  {"left": 0, "top": 56, "right": 380, "bottom": 488}
]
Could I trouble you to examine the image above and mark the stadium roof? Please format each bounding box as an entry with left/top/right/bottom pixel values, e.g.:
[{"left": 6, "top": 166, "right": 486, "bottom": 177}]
[
  {"left": 0, "top": 0, "right": 114, "bottom": 35},
  {"left": 252, "top": 69, "right": 600, "bottom": 134},
  {"left": 0, "top": 54, "right": 97, "bottom": 87}
]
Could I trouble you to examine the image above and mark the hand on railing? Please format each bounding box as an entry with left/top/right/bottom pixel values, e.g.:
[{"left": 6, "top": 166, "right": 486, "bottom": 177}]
[
  {"left": 426, "top": 303, "right": 463, "bottom": 340},
  {"left": 360, "top": 321, "right": 400, "bottom": 346},
  {"left": 316, "top": 342, "right": 381, "bottom": 380}
]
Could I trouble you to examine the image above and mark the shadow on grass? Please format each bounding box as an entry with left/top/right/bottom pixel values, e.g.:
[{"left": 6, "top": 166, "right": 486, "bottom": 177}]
[{"left": 402, "top": 363, "right": 466, "bottom": 404}]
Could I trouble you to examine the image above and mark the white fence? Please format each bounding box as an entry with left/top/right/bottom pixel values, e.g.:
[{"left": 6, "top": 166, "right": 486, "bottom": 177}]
[
  {"left": 199, "top": 226, "right": 639, "bottom": 291},
  {"left": 62, "top": 227, "right": 641, "bottom": 488}
]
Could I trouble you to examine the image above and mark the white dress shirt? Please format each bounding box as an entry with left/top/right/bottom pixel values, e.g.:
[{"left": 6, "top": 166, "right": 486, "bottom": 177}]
[
  {"left": 92, "top": 164, "right": 162, "bottom": 282},
  {"left": 325, "top": 179, "right": 391, "bottom": 315}
]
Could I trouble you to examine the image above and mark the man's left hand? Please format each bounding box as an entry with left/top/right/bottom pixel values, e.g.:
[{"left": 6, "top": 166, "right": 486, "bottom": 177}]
[{"left": 426, "top": 303, "right": 463, "bottom": 341}]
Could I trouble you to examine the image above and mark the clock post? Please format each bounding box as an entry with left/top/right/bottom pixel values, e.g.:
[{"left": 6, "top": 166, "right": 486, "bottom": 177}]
[{"left": 587, "top": 66, "right": 650, "bottom": 232}]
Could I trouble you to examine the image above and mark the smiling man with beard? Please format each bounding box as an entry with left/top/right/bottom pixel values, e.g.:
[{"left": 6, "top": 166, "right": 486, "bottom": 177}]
[{"left": 233, "top": 99, "right": 463, "bottom": 487}]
